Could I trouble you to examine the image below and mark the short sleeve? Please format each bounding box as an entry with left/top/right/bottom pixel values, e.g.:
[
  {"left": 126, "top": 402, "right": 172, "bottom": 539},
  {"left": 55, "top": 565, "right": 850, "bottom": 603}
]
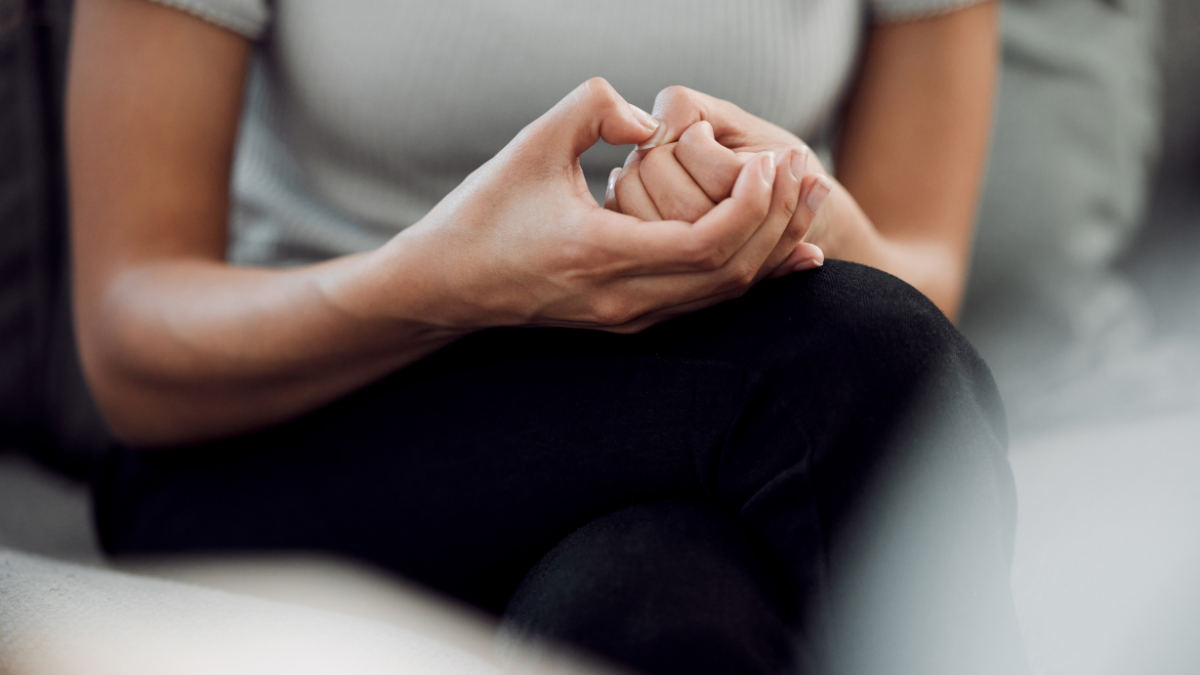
[
  {"left": 869, "top": 0, "right": 990, "bottom": 23},
  {"left": 146, "top": 0, "right": 271, "bottom": 39}
]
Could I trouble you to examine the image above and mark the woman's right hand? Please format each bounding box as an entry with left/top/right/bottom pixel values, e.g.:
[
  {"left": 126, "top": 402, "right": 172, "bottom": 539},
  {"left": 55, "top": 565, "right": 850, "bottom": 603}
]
[{"left": 342, "top": 78, "right": 807, "bottom": 334}]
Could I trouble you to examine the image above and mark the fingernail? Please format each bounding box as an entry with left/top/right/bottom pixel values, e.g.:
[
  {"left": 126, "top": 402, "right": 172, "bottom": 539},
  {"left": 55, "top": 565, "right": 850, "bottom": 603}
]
[
  {"left": 790, "top": 146, "right": 810, "bottom": 181},
  {"left": 792, "top": 257, "right": 824, "bottom": 273},
  {"left": 807, "top": 175, "right": 832, "bottom": 213},
  {"left": 637, "top": 122, "right": 668, "bottom": 150},
  {"left": 607, "top": 167, "right": 620, "bottom": 196},
  {"left": 629, "top": 104, "right": 660, "bottom": 133},
  {"left": 760, "top": 152, "right": 777, "bottom": 185}
]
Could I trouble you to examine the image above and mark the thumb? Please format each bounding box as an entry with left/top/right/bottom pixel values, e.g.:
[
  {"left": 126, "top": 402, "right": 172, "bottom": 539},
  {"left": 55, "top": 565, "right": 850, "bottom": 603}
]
[{"left": 529, "top": 78, "right": 662, "bottom": 160}]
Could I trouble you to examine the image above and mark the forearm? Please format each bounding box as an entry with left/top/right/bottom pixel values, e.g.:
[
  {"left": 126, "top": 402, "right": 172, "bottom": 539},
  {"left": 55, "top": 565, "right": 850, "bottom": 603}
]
[
  {"left": 819, "top": 1, "right": 998, "bottom": 321},
  {"left": 812, "top": 182, "right": 968, "bottom": 318},
  {"left": 82, "top": 250, "right": 464, "bottom": 448}
]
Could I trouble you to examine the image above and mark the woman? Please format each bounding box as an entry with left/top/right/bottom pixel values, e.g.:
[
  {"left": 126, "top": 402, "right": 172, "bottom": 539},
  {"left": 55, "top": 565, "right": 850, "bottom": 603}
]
[{"left": 70, "top": 0, "right": 1024, "bottom": 673}]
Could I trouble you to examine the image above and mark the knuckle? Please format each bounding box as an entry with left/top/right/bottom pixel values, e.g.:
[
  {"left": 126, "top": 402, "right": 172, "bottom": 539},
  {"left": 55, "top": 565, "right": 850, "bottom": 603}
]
[
  {"left": 785, "top": 183, "right": 801, "bottom": 215},
  {"left": 581, "top": 77, "right": 621, "bottom": 110},
  {"left": 654, "top": 85, "right": 696, "bottom": 113},
  {"left": 787, "top": 202, "right": 811, "bottom": 237},
  {"left": 659, "top": 85, "right": 694, "bottom": 103},
  {"left": 714, "top": 260, "right": 756, "bottom": 292},
  {"left": 780, "top": 223, "right": 805, "bottom": 251},
  {"left": 583, "top": 76, "right": 615, "bottom": 97},
  {"left": 728, "top": 260, "right": 758, "bottom": 288},
  {"left": 775, "top": 185, "right": 801, "bottom": 224}
]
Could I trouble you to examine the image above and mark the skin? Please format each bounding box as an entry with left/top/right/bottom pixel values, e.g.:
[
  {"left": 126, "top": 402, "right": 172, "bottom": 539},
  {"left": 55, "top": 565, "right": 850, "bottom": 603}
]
[
  {"left": 69, "top": 0, "right": 997, "bottom": 449},
  {"left": 606, "top": 123, "right": 827, "bottom": 276},
  {"left": 70, "top": 0, "right": 806, "bottom": 447},
  {"left": 614, "top": 1, "right": 999, "bottom": 317}
]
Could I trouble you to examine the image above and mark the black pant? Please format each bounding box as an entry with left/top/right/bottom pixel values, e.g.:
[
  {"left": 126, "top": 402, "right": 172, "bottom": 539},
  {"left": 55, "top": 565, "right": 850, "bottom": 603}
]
[{"left": 93, "top": 262, "right": 1027, "bottom": 675}]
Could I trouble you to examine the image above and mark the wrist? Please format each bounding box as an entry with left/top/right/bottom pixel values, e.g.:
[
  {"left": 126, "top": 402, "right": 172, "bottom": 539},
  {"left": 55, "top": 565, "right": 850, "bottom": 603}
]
[{"left": 312, "top": 243, "right": 473, "bottom": 348}]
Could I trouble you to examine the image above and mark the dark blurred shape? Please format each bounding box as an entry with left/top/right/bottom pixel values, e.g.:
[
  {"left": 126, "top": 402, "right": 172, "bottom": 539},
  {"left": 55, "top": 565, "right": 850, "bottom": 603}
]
[
  {"left": 0, "top": 0, "right": 110, "bottom": 478},
  {"left": 1155, "top": 0, "right": 1200, "bottom": 179},
  {"left": 1118, "top": 0, "right": 1200, "bottom": 339}
]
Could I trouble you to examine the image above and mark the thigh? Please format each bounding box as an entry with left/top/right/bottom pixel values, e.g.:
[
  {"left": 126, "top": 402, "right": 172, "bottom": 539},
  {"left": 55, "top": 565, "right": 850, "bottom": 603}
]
[
  {"left": 94, "top": 261, "right": 1013, "bottom": 628},
  {"left": 95, "top": 320, "right": 776, "bottom": 612}
]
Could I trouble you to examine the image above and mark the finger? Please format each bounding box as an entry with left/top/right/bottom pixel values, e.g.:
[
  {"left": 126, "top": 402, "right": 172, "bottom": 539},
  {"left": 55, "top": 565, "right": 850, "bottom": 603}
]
[
  {"left": 616, "top": 148, "right": 799, "bottom": 297},
  {"left": 766, "top": 172, "right": 834, "bottom": 278},
  {"left": 750, "top": 151, "right": 819, "bottom": 281},
  {"left": 674, "top": 121, "right": 746, "bottom": 202},
  {"left": 803, "top": 173, "right": 834, "bottom": 220},
  {"left": 722, "top": 145, "right": 819, "bottom": 280},
  {"left": 612, "top": 152, "right": 663, "bottom": 221},
  {"left": 570, "top": 152, "right": 803, "bottom": 330},
  {"left": 755, "top": 146, "right": 815, "bottom": 276},
  {"left": 767, "top": 166, "right": 833, "bottom": 273},
  {"left": 639, "top": 143, "right": 716, "bottom": 223},
  {"left": 723, "top": 146, "right": 804, "bottom": 287},
  {"left": 641, "top": 85, "right": 802, "bottom": 151},
  {"left": 683, "top": 150, "right": 778, "bottom": 268},
  {"left": 529, "top": 77, "right": 662, "bottom": 161},
  {"left": 768, "top": 242, "right": 825, "bottom": 279},
  {"left": 580, "top": 151, "right": 777, "bottom": 276},
  {"left": 603, "top": 167, "right": 621, "bottom": 212}
]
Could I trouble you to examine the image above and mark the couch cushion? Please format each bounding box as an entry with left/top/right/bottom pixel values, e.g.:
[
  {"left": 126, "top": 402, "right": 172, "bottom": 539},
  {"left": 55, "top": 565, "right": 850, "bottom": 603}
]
[{"left": 958, "top": 0, "right": 1200, "bottom": 433}]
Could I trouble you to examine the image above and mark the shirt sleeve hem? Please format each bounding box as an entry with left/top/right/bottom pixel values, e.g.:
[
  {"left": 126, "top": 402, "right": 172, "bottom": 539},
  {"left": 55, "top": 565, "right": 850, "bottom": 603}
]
[
  {"left": 872, "top": 0, "right": 992, "bottom": 24},
  {"left": 144, "top": 0, "right": 268, "bottom": 39}
]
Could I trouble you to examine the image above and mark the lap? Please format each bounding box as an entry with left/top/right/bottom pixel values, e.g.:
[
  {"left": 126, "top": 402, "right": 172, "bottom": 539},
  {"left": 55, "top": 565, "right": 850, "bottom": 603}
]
[{"left": 94, "top": 262, "right": 1011, "bottom": 617}]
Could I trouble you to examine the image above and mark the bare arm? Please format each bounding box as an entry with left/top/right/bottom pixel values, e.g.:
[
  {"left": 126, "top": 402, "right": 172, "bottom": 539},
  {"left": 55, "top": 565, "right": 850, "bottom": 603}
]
[
  {"left": 824, "top": 0, "right": 999, "bottom": 318},
  {"left": 69, "top": 0, "right": 460, "bottom": 447},
  {"left": 70, "top": 0, "right": 800, "bottom": 448}
]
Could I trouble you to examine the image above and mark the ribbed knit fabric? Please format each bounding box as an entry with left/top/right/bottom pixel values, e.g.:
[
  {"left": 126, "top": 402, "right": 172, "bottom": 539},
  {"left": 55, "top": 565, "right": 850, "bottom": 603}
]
[{"left": 149, "top": 0, "right": 986, "bottom": 267}]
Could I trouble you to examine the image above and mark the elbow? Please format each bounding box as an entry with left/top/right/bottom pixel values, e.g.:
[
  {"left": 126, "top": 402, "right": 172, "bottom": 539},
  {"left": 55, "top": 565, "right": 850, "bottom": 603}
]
[
  {"left": 76, "top": 329, "right": 163, "bottom": 448},
  {"left": 79, "top": 359, "right": 210, "bottom": 449},
  {"left": 75, "top": 301, "right": 196, "bottom": 449}
]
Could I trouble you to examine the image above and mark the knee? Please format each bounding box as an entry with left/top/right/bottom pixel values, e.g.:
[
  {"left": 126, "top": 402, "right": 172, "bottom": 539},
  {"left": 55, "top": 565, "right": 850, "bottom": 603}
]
[
  {"left": 746, "top": 261, "right": 1006, "bottom": 444},
  {"left": 770, "top": 260, "right": 965, "bottom": 364}
]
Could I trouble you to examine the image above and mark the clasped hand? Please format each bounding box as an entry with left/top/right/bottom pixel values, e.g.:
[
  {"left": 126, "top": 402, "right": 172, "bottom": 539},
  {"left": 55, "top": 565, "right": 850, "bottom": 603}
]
[{"left": 379, "top": 78, "right": 832, "bottom": 334}]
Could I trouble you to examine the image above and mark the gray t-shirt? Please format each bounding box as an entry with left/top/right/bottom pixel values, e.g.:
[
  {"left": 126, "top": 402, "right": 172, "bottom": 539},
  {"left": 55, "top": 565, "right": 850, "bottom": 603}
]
[{"left": 149, "top": 0, "right": 984, "bottom": 267}]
